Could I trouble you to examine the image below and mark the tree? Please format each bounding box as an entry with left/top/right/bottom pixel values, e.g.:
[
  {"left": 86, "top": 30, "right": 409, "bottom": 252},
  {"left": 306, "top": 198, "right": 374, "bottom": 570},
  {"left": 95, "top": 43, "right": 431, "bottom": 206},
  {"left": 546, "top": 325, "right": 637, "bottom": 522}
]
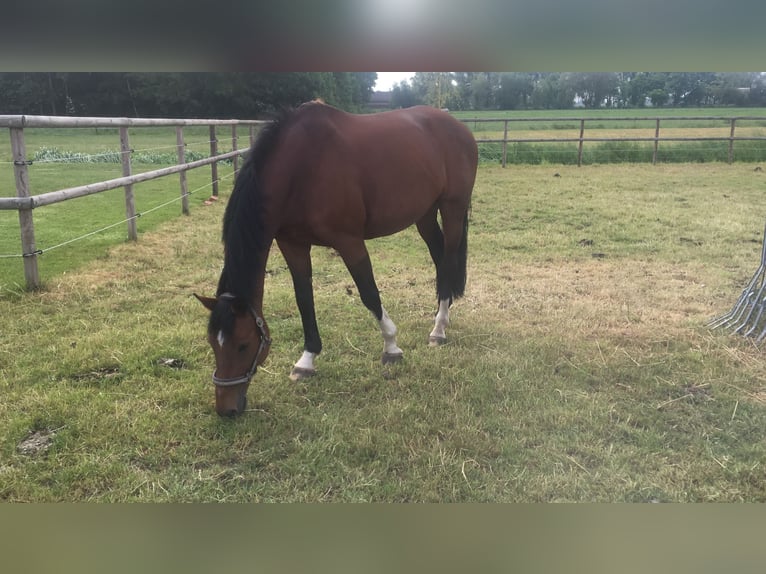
[
  {"left": 390, "top": 80, "right": 423, "bottom": 108},
  {"left": 664, "top": 73, "right": 716, "bottom": 106},
  {"left": 530, "top": 74, "right": 576, "bottom": 109},
  {"left": 622, "top": 73, "right": 666, "bottom": 107},
  {"left": 749, "top": 73, "right": 766, "bottom": 106},
  {"left": 411, "top": 72, "right": 458, "bottom": 109},
  {"left": 0, "top": 73, "right": 378, "bottom": 118},
  {"left": 648, "top": 89, "right": 669, "bottom": 107},
  {"left": 497, "top": 73, "right": 535, "bottom": 110},
  {"left": 566, "top": 73, "right": 619, "bottom": 108}
]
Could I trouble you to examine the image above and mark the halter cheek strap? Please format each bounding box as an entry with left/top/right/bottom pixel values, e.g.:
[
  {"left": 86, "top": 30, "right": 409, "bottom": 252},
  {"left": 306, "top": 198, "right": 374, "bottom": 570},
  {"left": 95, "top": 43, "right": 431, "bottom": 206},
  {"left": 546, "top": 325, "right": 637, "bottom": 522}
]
[{"left": 212, "top": 294, "right": 271, "bottom": 388}]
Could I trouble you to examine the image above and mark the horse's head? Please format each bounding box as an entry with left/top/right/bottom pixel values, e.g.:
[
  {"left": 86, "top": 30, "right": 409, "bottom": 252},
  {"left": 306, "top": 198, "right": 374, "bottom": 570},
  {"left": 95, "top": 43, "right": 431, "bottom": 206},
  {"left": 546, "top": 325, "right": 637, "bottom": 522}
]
[{"left": 195, "top": 293, "right": 271, "bottom": 417}]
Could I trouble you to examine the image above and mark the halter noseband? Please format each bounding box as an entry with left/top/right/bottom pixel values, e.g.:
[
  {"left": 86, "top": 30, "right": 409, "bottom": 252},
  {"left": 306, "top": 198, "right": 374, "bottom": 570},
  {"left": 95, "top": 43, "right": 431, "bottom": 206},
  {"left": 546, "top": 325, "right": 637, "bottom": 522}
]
[{"left": 212, "top": 293, "right": 271, "bottom": 388}]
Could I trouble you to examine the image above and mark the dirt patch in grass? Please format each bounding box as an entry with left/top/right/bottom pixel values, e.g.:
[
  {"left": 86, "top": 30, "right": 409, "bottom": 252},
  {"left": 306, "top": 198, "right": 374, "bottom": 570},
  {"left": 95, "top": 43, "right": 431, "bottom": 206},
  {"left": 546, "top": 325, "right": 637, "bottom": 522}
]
[{"left": 17, "top": 429, "right": 58, "bottom": 456}]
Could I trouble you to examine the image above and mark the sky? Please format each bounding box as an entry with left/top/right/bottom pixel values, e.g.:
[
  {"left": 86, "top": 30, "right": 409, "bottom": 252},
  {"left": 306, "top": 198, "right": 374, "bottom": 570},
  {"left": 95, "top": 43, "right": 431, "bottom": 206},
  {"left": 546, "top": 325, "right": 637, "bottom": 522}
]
[{"left": 374, "top": 72, "right": 415, "bottom": 91}]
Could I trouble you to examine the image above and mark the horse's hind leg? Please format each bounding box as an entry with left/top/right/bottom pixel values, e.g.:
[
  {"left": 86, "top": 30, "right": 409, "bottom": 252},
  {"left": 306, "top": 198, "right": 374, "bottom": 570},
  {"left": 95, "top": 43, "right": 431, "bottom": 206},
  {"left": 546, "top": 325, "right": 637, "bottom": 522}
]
[
  {"left": 417, "top": 203, "right": 467, "bottom": 346},
  {"left": 416, "top": 208, "right": 450, "bottom": 346},
  {"left": 416, "top": 205, "right": 444, "bottom": 268},
  {"left": 338, "top": 241, "right": 404, "bottom": 364},
  {"left": 426, "top": 201, "right": 470, "bottom": 346}
]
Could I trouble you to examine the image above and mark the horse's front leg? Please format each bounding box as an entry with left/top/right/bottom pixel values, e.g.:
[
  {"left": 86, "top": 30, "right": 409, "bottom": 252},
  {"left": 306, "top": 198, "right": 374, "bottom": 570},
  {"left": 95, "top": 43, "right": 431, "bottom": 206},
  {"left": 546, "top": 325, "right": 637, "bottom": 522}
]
[
  {"left": 340, "top": 243, "right": 403, "bottom": 364},
  {"left": 277, "top": 239, "right": 321, "bottom": 381}
]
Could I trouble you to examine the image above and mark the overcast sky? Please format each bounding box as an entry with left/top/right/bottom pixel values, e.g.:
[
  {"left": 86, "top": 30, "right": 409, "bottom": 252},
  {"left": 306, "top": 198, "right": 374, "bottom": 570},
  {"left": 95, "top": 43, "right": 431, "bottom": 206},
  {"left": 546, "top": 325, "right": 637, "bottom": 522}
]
[{"left": 374, "top": 72, "right": 415, "bottom": 91}]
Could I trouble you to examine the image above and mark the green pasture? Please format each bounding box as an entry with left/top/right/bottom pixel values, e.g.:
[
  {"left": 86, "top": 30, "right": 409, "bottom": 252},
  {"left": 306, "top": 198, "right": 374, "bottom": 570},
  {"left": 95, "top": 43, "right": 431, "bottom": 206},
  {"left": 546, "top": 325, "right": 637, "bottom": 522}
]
[
  {"left": 454, "top": 108, "right": 766, "bottom": 165},
  {"left": 452, "top": 107, "right": 766, "bottom": 127},
  {"left": 2, "top": 159, "right": 766, "bottom": 501}
]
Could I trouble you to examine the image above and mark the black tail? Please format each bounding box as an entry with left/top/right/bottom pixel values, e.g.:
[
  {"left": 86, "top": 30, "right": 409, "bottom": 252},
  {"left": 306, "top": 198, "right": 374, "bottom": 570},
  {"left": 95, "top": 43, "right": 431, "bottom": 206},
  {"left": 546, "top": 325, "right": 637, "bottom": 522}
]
[
  {"left": 455, "top": 212, "right": 469, "bottom": 299},
  {"left": 436, "top": 212, "right": 469, "bottom": 302}
]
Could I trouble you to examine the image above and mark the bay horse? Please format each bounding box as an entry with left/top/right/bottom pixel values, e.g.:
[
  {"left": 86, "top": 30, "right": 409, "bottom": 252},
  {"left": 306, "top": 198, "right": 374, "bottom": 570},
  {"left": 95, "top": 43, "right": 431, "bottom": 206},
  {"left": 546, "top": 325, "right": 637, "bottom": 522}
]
[{"left": 196, "top": 101, "right": 478, "bottom": 416}]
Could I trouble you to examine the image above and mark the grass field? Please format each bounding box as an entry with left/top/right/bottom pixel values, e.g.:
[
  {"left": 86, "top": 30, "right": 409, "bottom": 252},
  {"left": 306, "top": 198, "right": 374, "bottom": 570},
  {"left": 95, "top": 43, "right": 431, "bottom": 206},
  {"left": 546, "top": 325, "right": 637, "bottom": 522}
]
[
  {"left": 2, "top": 159, "right": 766, "bottom": 501},
  {"left": 455, "top": 109, "right": 766, "bottom": 165}
]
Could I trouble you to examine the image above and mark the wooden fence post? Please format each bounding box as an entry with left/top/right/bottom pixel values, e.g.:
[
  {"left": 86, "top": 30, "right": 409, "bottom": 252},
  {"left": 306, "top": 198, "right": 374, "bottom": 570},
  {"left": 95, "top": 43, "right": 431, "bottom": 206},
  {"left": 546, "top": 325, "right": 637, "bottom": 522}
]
[
  {"left": 231, "top": 125, "right": 239, "bottom": 173},
  {"left": 209, "top": 125, "right": 219, "bottom": 198},
  {"left": 10, "top": 126, "right": 40, "bottom": 290},
  {"left": 652, "top": 118, "right": 661, "bottom": 165},
  {"left": 728, "top": 118, "right": 737, "bottom": 163},
  {"left": 119, "top": 127, "right": 137, "bottom": 241},
  {"left": 577, "top": 119, "right": 585, "bottom": 167},
  {"left": 501, "top": 120, "right": 508, "bottom": 168},
  {"left": 177, "top": 127, "right": 189, "bottom": 215}
]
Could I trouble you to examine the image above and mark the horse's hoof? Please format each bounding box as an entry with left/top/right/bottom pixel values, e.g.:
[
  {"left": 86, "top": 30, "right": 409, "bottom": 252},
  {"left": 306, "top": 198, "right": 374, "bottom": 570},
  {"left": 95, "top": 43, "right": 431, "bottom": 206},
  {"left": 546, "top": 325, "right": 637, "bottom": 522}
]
[
  {"left": 381, "top": 352, "right": 403, "bottom": 365},
  {"left": 289, "top": 367, "right": 316, "bottom": 381},
  {"left": 428, "top": 336, "right": 447, "bottom": 347}
]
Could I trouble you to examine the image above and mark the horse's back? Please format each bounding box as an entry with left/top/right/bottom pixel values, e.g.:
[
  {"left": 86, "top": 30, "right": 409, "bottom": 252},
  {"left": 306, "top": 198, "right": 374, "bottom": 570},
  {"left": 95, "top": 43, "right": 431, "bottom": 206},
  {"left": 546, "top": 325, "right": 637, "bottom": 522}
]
[
  {"left": 297, "top": 103, "right": 476, "bottom": 171},
  {"left": 269, "top": 103, "right": 477, "bottom": 242},
  {"left": 356, "top": 105, "right": 477, "bottom": 168},
  {"left": 347, "top": 105, "right": 477, "bottom": 194}
]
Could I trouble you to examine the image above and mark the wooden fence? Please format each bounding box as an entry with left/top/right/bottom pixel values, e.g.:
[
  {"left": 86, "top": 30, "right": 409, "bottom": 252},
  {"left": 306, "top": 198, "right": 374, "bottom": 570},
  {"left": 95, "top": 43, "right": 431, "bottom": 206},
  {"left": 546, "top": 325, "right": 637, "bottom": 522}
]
[
  {"left": 465, "top": 115, "right": 766, "bottom": 167},
  {"left": 3, "top": 113, "right": 766, "bottom": 290},
  {"left": 0, "top": 115, "right": 267, "bottom": 290}
]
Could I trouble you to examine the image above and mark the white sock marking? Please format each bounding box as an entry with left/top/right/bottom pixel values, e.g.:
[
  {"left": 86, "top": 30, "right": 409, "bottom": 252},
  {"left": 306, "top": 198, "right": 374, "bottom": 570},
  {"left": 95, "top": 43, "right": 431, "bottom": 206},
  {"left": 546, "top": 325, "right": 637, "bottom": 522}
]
[
  {"left": 429, "top": 299, "right": 450, "bottom": 340},
  {"left": 294, "top": 350, "right": 317, "bottom": 371},
  {"left": 380, "top": 307, "right": 403, "bottom": 356}
]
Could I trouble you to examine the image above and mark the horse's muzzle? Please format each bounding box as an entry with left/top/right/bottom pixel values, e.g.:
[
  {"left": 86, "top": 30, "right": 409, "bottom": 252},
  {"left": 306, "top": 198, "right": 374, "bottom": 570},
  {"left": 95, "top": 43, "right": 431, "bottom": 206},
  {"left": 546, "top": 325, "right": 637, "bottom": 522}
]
[{"left": 215, "top": 384, "right": 248, "bottom": 417}]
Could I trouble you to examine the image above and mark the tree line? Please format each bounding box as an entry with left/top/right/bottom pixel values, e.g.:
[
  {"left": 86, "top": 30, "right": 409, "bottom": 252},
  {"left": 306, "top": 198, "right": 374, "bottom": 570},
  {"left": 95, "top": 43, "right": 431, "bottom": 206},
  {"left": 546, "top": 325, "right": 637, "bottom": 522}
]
[
  {"left": 0, "top": 72, "right": 377, "bottom": 117},
  {"left": 3, "top": 73, "right": 765, "bottom": 118},
  {"left": 391, "top": 72, "right": 766, "bottom": 110}
]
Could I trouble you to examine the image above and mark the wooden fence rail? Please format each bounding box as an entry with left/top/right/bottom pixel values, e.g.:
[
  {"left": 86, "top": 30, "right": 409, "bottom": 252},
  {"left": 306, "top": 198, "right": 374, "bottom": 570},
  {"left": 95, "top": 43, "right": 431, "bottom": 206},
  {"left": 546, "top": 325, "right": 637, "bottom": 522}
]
[
  {"left": 0, "top": 115, "right": 267, "bottom": 290},
  {"left": 462, "top": 115, "right": 766, "bottom": 167}
]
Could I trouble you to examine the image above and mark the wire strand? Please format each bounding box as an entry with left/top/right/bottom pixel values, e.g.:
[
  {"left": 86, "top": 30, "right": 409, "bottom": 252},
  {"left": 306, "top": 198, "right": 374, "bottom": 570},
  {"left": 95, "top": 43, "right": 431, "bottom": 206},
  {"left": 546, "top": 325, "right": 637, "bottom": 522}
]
[{"left": 21, "top": 169, "right": 239, "bottom": 256}]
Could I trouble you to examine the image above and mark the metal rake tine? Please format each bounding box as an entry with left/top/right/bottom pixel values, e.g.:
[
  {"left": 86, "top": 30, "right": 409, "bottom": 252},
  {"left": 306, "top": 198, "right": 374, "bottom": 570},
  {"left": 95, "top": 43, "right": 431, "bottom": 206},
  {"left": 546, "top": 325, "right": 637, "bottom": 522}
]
[
  {"left": 759, "top": 219, "right": 766, "bottom": 267},
  {"left": 708, "top": 260, "right": 766, "bottom": 328},
  {"left": 744, "top": 296, "right": 766, "bottom": 337},
  {"left": 708, "top": 288, "right": 749, "bottom": 328},
  {"left": 756, "top": 321, "right": 766, "bottom": 344},
  {"left": 721, "top": 287, "right": 759, "bottom": 329},
  {"left": 728, "top": 299, "right": 756, "bottom": 333},
  {"left": 710, "top": 217, "right": 766, "bottom": 332},
  {"left": 709, "top": 280, "right": 755, "bottom": 328},
  {"left": 733, "top": 282, "right": 766, "bottom": 334},
  {"left": 719, "top": 290, "right": 757, "bottom": 330},
  {"left": 719, "top": 263, "right": 766, "bottom": 329}
]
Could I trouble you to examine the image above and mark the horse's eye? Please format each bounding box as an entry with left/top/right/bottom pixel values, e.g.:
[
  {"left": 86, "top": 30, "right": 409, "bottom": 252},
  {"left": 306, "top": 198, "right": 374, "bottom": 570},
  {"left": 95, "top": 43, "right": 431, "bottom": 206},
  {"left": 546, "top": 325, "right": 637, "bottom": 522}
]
[{"left": 237, "top": 343, "right": 249, "bottom": 353}]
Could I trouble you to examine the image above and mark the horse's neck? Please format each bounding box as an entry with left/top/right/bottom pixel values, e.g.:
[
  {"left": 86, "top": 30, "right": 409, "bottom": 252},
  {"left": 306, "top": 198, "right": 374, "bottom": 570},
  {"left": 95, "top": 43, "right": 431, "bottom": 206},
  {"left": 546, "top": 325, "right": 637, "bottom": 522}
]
[
  {"left": 221, "top": 239, "right": 273, "bottom": 316},
  {"left": 248, "top": 245, "right": 273, "bottom": 316}
]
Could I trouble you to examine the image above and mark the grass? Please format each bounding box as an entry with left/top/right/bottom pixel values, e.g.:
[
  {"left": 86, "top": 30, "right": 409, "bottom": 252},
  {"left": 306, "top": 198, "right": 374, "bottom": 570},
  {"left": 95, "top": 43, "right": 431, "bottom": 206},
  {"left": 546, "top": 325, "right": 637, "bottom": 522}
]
[
  {"left": 452, "top": 107, "right": 766, "bottom": 126},
  {"left": 2, "top": 162, "right": 766, "bottom": 501}
]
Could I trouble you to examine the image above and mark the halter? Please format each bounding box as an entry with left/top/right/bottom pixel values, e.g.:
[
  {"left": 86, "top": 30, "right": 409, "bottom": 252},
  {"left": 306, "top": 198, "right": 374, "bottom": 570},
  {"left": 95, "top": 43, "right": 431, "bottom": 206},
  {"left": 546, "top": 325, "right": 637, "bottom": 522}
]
[{"left": 212, "top": 293, "right": 271, "bottom": 388}]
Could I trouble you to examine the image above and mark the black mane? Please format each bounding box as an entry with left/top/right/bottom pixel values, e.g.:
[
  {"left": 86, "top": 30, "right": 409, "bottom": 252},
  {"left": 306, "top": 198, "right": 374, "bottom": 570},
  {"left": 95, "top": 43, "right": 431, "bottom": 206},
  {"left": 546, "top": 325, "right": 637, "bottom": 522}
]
[
  {"left": 218, "top": 108, "right": 293, "bottom": 297},
  {"left": 209, "top": 108, "right": 295, "bottom": 336},
  {"left": 210, "top": 103, "right": 334, "bottom": 337}
]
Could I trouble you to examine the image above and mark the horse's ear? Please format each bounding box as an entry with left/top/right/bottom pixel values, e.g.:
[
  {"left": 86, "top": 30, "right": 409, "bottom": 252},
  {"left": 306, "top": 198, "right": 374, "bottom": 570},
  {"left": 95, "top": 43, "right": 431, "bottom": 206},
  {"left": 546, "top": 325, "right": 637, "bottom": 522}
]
[{"left": 194, "top": 293, "right": 218, "bottom": 312}]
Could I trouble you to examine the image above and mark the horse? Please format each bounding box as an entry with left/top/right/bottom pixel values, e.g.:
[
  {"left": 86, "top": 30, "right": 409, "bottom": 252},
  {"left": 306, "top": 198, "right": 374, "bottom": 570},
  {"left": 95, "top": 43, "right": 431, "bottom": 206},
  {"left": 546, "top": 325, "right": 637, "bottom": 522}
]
[{"left": 195, "top": 101, "right": 478, "bottom": 416}]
